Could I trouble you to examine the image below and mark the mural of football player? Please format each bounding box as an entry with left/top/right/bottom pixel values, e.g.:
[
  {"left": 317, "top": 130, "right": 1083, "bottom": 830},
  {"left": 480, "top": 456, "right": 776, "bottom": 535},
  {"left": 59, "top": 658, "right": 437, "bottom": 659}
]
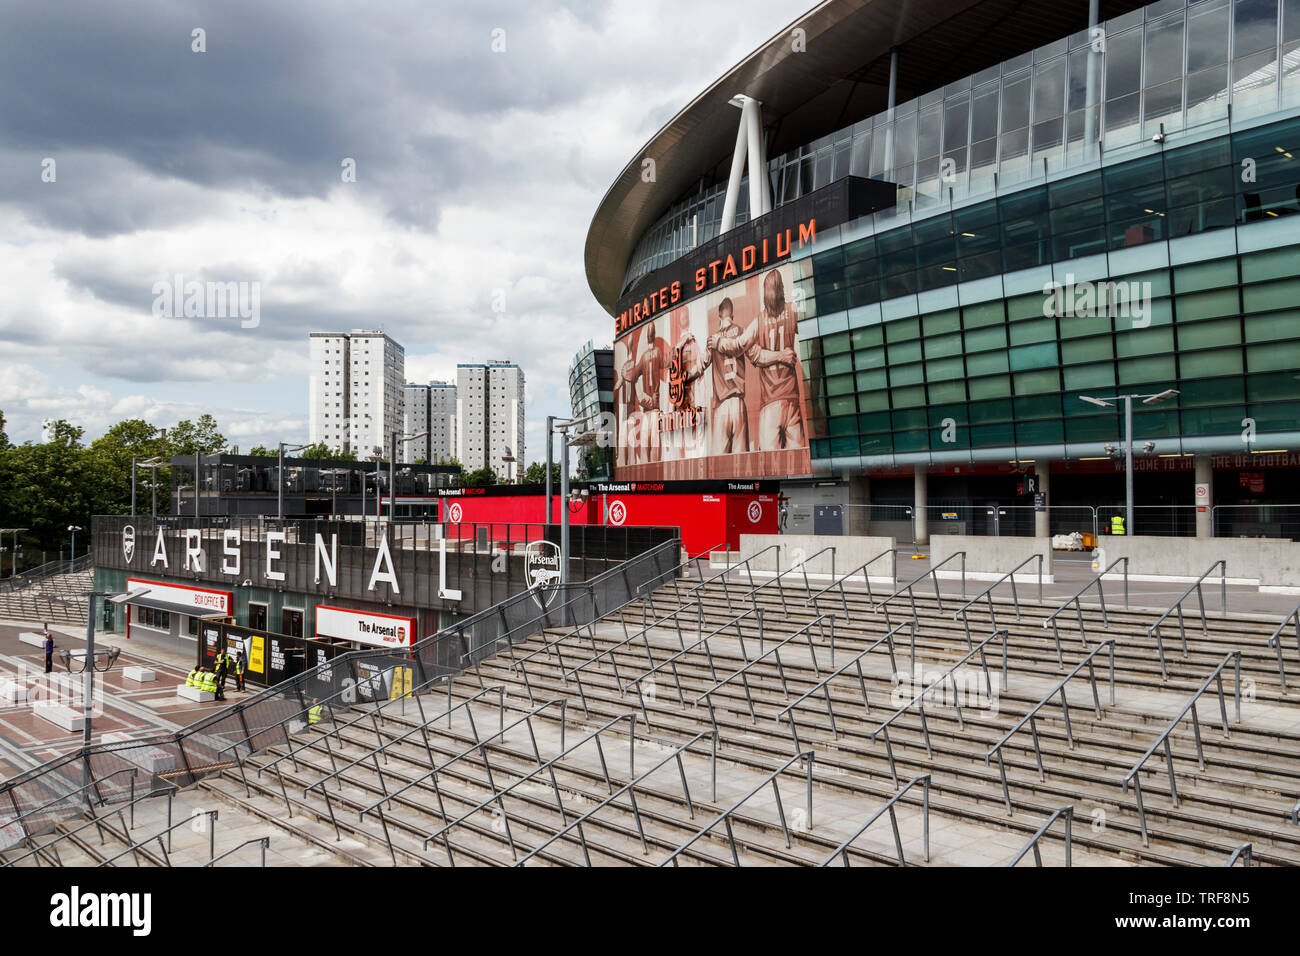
[
  {"left": 703, "top": 296, "right": 750, "bottom": 456},
  {"left": 665, "top": 307, "right": 707, "bottom": 460},
  {"left": 711, "top": 269, "right": 803, "bottom": 450},
  {"left": 616, "top": 342, "right": 641, "bottom": 467},
  {"left": 633, "top": 321, "right": 668, "bottom": 464}
]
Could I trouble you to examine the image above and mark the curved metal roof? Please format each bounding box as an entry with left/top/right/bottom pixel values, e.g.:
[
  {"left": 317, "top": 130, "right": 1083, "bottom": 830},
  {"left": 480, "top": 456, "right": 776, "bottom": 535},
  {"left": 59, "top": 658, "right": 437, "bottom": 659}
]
[{"left": 585, "top": 0, "right": 1147, "bottom": 315}]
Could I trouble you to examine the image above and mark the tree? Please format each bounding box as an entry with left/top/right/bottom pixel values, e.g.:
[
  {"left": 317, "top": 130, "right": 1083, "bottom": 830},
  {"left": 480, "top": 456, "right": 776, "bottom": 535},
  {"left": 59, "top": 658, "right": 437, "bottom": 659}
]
[
  {"left": 0, "top": 420, "right": 91, "bottom": 565},
  {"left": 85, "top": 419, "right": 172, "bottom": 518},
  {"left": 523, "top": 461, "right": 561, "bottom": 485},
  {"left": 460, "top": 467, "right": 498, "bottom": 487},
  {"left": 0, "top": 409, "right": 8, "bottom": 449},
  {"left": 166, "top": 414, "right": 226, "bottom": 456}
]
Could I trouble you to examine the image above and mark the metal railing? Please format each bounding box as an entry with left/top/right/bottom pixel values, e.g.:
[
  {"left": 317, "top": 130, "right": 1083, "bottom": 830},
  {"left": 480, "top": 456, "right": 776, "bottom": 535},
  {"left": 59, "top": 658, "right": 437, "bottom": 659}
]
[
  {"left": 0, "top": 554, "right": 93, "bottom": 593},
  {"left": 693, "top": 615, "right": 835, "bottom": 737},
  {"left": 805, "top": 548, "right": 897, "bottom": 615},
  {"left": 951, "top": 554, "right": 1044, "bottom": 647},
  {"left": 622, "top": 607, "right": 762, "bottom": 729},
  {"left": 876, "top": 551, "right": 966, "bottom": 633},
  {"left": 419, "top": 712, "right": 644, "bottom": 865},
  {"left": 871, "top": 628, "right": 1010, "bottom": 787},
  {"left": 984, "top": 641, "right": 1116, "bottom": 816},
  {"left": 0, "top": 767, "right": 141, "bottom": 853},
  {"left": 658, "top": 751, "right": 815, "bottom": 867},
  {"left": 2, "top": 785, "right": 179, "bottom": 868},
  {"left": 820, "top": 775, "right": 931, "bottom": 867},
  {"left": 1225, "top": 843, "right": 1252, "bottom": 867},
  {"left": 686, "top": 543, "right": 782, "bottom": 612},
  {"left": 1146, "top": 560, "right": 1228, "bottom": 680},
  {"left": 1120, "top": 651, "right": 1243, "bottom": 847},
  {"left": 96, "top": 809, "right": 218, "bottom": 867},
  {"left": 777, "top": 621, "right": 912, "bottom": 755},
  {"left": 205, "top": 836, "right": 269, "bottom": 867},
  {"left": 640, "top": 541, "right": 728, "bottom": 613},
  {"left": 1041, "top": 556, "right": 1129, "bottom": 667},
  {"left": 1007, "top": 806, "right": 1074, "bottom": 867},
  {"left": 735, "top": 545, "right": 837, "bottom": 615},
  {"left": 1267, "top": 599, "right": 1300, "bottom": 695},
  {"left": 513, "top": 731, "right": 717, "bottom": 867}
]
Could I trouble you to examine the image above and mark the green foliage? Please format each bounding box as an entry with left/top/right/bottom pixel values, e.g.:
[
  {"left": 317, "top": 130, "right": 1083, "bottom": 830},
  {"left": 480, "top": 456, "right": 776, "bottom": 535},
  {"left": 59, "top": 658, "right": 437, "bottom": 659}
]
[
  {"left": 522, "top": 461, "right": 561, "bottom": 485},
  {"left": 460, "top": 467, "right": 498, "bottom": 487},
  {"left": 165, "top": 414, "right": 226, "bottom": 456}
]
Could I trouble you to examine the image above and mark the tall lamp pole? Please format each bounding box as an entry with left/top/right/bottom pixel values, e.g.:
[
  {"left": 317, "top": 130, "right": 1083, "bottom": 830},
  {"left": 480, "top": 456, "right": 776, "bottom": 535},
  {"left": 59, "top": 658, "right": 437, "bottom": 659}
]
[
  {"left": 544, "top": 415, "right": 556, "bottom": 524},
  {"left": 389, "top": 431, "right": 429, "bottom": 520},
  {"left": 552, "top": 415, "right": 608, "bottom": 589},
  {"left": 1079, "top": 389, "right": 1179, "bottom": 535},
  {"left": 277, "top": 441, "right": 311, "bottom": 521},
  {"left": 0, "top": 529, "right": 27, "bottom": 579},
  {"left": 67, "top": 525, "right": 83, "bottom": 571}
]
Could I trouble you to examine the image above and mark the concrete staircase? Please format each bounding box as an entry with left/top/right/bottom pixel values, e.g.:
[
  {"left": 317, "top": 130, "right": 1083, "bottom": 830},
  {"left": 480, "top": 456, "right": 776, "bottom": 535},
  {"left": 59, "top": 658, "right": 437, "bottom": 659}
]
[
  {"left": 0, "top": 569, "right": 94, "bottom": 626},
  {"left": 181, "top": 574, "right": 1300, "bottom": 866}
]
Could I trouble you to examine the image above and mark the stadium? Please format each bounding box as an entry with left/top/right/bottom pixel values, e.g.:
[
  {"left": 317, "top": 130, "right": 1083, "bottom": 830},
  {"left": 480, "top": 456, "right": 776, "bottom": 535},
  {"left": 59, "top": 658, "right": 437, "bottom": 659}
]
[
  {"left": 3, "top": 0, "right": 1300, "bottom": 878},
  {"left": 589, "top": 0, "right": 1300, "bottom": 541}
]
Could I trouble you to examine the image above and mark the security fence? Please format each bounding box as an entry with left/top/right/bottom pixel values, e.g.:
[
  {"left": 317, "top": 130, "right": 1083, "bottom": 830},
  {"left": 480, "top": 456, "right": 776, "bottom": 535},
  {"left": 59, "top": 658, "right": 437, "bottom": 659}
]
[{"left": 0, "top": 535, "right": 682, "bottom": 855}]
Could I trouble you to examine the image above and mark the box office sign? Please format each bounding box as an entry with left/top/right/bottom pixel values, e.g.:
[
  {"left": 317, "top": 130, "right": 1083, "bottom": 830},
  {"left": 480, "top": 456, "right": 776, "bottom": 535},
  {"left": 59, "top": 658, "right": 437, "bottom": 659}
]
[
  {"left": 127, "top": 577, "right": 232, "bottom": 616},
  {"left": 315, "top": 605, "right": 415, "bottom": 649}
]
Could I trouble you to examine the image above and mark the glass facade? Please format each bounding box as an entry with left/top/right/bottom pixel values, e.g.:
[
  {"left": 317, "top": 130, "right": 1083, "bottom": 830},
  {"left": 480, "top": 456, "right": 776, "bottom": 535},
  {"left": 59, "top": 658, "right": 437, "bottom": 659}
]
[
  {"left": 623, "top": 0, "right": 1300, "bottom": 293},
  {"left": 569, "top": 341, "right": 615, "bottom": 479}
]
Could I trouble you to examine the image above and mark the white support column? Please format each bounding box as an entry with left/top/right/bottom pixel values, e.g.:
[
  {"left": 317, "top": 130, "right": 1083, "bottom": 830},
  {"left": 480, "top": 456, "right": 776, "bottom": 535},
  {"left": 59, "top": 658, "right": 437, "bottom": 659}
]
[
  {"left": 1195, "top": 454, "right": 1214, "bottom": 538},
  {"left": 743, "top": 97, "right": 767, "bottom": 221},
  {"left": 720, "top": 100, "right": 750, "bottom": 234},
  {"left": 914, "top": 467, "right": 929, "bottom": 546},
  {"left": 1034, "top": 465, "right": 1052, "bottom": 539}
]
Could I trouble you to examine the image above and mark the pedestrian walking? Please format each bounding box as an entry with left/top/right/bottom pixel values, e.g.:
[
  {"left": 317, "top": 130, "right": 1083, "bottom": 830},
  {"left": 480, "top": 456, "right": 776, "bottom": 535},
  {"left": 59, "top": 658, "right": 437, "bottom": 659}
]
[
  {"left": 42, "top": 623, "right": 54, "bottom": 674},
  {"left": 233, "top": 648, "right": 246, "bottom": 693}
]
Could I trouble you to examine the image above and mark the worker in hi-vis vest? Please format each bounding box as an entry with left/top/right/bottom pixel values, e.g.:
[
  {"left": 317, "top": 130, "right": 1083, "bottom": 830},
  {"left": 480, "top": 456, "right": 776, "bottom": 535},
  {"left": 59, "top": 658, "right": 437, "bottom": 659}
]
[
  {"left": 1111, "top": 514, "right": 1126, "bottom": 536},
  {"left": 199, "top": 669, "right": 217, "bottom": 694},
  {"left": 186, "top": 668, "right": 199, "bottom": 688},
  {"left": 307, "top": 699, "right": 324, "bottom": 725}
]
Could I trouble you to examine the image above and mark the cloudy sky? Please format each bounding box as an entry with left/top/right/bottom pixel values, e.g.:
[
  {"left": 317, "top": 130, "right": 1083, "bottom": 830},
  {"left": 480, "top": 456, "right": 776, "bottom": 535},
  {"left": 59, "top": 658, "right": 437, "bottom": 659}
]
[{"left": 0, "top": 0, "right": 812, "bottom": 459}]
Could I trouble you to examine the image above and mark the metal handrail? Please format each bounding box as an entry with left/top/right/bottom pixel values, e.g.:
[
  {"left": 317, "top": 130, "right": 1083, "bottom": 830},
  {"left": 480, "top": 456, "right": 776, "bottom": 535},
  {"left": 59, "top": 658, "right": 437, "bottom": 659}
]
[
  {"left": 693, "top": 615, "right": 835, "bottom": 736},
  {"left": 1, "top": 785, "right": 179, "bottom": 868},
  {"left": 0, "top": 767, "right": 139, "bottom": 835},
  {"left": 1225, "top": 843, "right": 1252, "bottom": 867},
  {"left": 777, "top": 621, "right": 912, "bottom": 755},
  {"left": 1267, "top": 599, "right": 1300, "bottom": 694},
  {"left": 875, "top": 551, "right": 966, "bottom": 633},
  {"left": 97, "top": 809, "right": 218, "bottom": 867},
  {"left": 951, "top": 553, "right": 1044, "bottom": 646},
  {"left": 621, "top": 607, "right": 762, "bottom": 728},
  {"left": 805, "top": 548, "right": 897, "bottom": 613},
  {"left": 303, "top": 685, "right": 508, "bottom": 798},
  {"left": 1041, "top": 556, "right": 1129, "bottom": 667},
  {"left": 984, "top": 640, "right": 1117, "bottom": 815},
  {"left": 470, "top": 584, "right": 602, "bottom": 669},
  {"left": 421, "top": 713, "right": 643, "bottom": 863},
  {"left": 871, "top": 628, "right": 1010, "bottom": 786},
  {"left": 637, "top": 541, "right": 728, "bottom": 600},
  {"left": 559, "top": 599, "right": 704, "bottom": 683},
  {"left": 1120, "top": 651, "right": 1243, "bottom": 847},
  {"left": 736, "top": 545, "right": 838, "bottom": 615},
  {"left": 686, "top": 543, "right": 783, "bottom": 611},
  {"left": 205, "top": 836, "right": 269, "bottom": 867},
  {"left": 1007, "top": 806, "right": 1074, "bottom": 867},
  {"left": 820, "top": 774, "right": 931, "bottom": 866},
  {"left": 513, "top": 730, "right": 716, "bottom": 867},
  {"left": 659, "top": 751, "right": 815, "bottom": 867},
  {"left": 1146, "top": 560, "right": 1228, "bottom": 680},
  {"left": 1291, "top": 795, "right": 1299, "bottom": 826}
]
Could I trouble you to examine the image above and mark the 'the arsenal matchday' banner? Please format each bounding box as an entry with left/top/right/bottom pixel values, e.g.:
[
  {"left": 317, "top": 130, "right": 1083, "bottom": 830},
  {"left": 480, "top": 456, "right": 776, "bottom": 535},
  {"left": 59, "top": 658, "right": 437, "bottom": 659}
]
[{"left": 315, "top": 605, "right": 415, "bottom": 649}]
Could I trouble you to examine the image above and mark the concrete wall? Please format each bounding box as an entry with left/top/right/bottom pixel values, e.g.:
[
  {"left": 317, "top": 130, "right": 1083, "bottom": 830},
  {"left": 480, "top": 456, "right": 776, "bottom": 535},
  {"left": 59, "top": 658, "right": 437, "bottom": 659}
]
[
  {"left": 739, "top": 534, "right": 896, "bottom": 581},
  {"left": 1098, "top": 536, "right": 1300, "bottom": 588},
  {"left": 928, "top": 535, "right": 1054, "bottom": 582}
]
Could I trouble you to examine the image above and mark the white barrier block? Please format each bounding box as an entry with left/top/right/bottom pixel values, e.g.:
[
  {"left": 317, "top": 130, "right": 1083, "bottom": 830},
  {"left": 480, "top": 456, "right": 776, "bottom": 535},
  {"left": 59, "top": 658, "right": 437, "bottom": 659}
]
[
  {"left": 101, "top": 731, "right": 178, "bottom": 773},
  {"left": 176, "top": 684, "right": 215, "bottom": 703},
  {"left": 0, "top": 679, "right": 27, "bottom": 703},
  {"left": 18, "top": 632, "right": 45, "bottom": 649},
  {"left": 123, "top": 666, "right": 156, "bottom": 683},
  {"left": 33, "top": 704, "right": 85, "bottom": 732}
]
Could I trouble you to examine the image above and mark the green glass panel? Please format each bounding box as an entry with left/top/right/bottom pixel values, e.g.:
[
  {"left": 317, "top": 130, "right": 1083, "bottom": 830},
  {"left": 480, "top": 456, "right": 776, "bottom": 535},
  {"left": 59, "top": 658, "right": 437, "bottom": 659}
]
[
  {"left": 1117, "top": 355, "right": 1177, "bottom": 383},
  {"left": 1016, "top": 419, "right": 1065, "bottom": 443},
  {"left": 855, "top": 346, "right": 886, "bottom": 369},
  {"left": 1115, "top": 327, "right": 1174, "bottom": 358},
  {"left": 1058, "top": 311, "right": 1113, "bottom": 338},
  {"left": 925, "top": 332, "right": 964, "bottom": 357},
  {"left": 1177, "top": 318, "right": 1241, "bottom": 350},
  {"left": 1180, "top": 405, "right": 1248, "bottom": 434},
  {"left": 1009, "top": 317, "right": 1057, "bottom": 345},
  {"left": 830, "top": 436, "right": 859, "bottom": 456},
  {"left": 890, "top": 362, "right": 925, "bottom": 386},
  {"left": 968, "top": 375, "right": 1012, "bottom": 399},
  {"left": 1244, "top": 311, "right": 1300, "bottom": 342},
  {"left": 967, "top": 350, "right": 1010, "bottom": 375},
  {"left": 885, "top": 317, "right": 921, "bottom": 341},
  {"left": 888, "top": 341, "right": 923, "bottom": 364},
  {"left": 971, "top": 422, "right": 1015, "bottom": 446},
  {"left": 922, "top": 309, "right": 962, "bottom": 335},
  {"left": 1178, "top": 375, "right": 1245, "bottom": 406},
  {"left": 826, "top": 373, "right": 856, "bottom": 395},
  {"left": 1175, "top": 287, "right": 1239, "bottom": 321},
  {"left": 1008, "top": 342, "right": 1059, "bottom": 370},
  {"left": 961, "top": 300, "right": 1006, "bottom": 328},
  {"left": 1180, "top": 348, "right": 1244, "bottom": 377},
  {"left": 1173, "top": 257, "right": 1238, "bottom": 293},
  {"left": 860, "top": 432, "right": 892, "bottom": 454},
  {"left": 851, "top": 326, "right": 884, "bottom": 349},
  {"left": 856, "top": 369, "right": 888, "bottom": 391},
  {"left": 1241, "top": 246, "right": 1300, "bottom": 283},
  {"left": 826, "top": 354, "right": 854, "bottom": 376},
  {"left": 1061, "top": 335, "right": 1114, "bottom": 363},
  {"left": 926, "top": 356, "right": 965, "bottom": 381},
  {"left": 829, "top": 395, "right": 858, "bottom": 415},
  {"left": 892, "top": 408, "right": 928, "bottom": 430},
  {"left": 1247, "top": 341, "right": 1300, "bottom": 372},
  {"left": 1247, "top": 402, "right": 1300, "bottom": 431},
  {"left": 1063, "top": 362, "right": 1116, "bottom": 389},
  {"left": 1013, "top": 369, "right": 1061, "bottom": 394},
  {"left": 828, "top": 415, "right": 857, "bottom": 436},
  {"left": 891, "top": 386, "right": 928, "bottom": 407},
  {"left": 964, "top": 326, "right": 1007, "bottom": 352},
  {"left": 1247, "top": 371, "right": 1300, "bottom": 401},
  {"left": 1007, "top": 292, "right": 1049, "bottom": 321},
  {"left": 1243, "top": 278, "right": 1300, "bottom": 313},
  {"left": 968, "top": 398, "right": 1013, "bottom": 424},
  {"left": 858, "top": 390, "right": 891, "bottom": 411},
  {"left": 823, "top": 331, "right": 852, "bottom": 354},
  {"left": 893, "top": 430, "right": 930, "bottom": 452},
  {"left": 858, "top": 411, "right": 892, "bottom": 433}
]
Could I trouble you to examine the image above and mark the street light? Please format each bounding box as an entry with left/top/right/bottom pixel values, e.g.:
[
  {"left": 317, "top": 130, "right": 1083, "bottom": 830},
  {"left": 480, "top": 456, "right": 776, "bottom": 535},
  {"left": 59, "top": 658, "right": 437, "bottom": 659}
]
[
  {"left": 137, "top": 458, "right": 169, "bottom": 518},
  {"left": 61, "top": 587, "right": 140, "bottom": 756},
  {"left": 320, "top": 467, "right": 350, "bottom": 516},
  {"left": 549, "top": 415, "right": 609, "bottom": 591},
  {"left": 501, "top": 446, "right": 516, "bottom": 485},
  {"left": 389, "top": 431, "right": 429, "bottom": 520},
  {"left": 67, "top": 526, "right": 83, "bottom": 571},
  {"left": 0, "top": 528, "right": 27, "bottom": 579},
  {"left": 277, "top": 442, "right": 312, "bottom": 521},
  {"left": 1078, "top": 389, "right": 1180, "bottom": 535}
]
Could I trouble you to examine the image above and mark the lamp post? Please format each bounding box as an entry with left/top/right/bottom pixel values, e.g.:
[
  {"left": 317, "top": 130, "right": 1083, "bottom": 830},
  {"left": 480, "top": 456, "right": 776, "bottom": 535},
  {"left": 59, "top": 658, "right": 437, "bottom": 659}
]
[
  {"left": 501, "top": 446, "right": 516, "bottom": 485},
  {"left": 1079, "top": 389, "right": 1179, "bottom": 535},
  {"left": 67, "top": 525, "right": 83, "bottom": 571},
  {"left": 63, "top": 589, "right": 133, "bottom": 752},
  {"left": 137, "top": 458, "right": 169, "bottom": 518},
  {"left": 0, "top": 528, "right": 27, "bottom": 579},
  {"left": 550, "top": 415, "right": 609, "bottom": 589},
  {"left": 544, "top": 414, "right": 556, "bottom": 524},
  {"left": 277, "top": 442, "right": 312, "bottom": 521},
  {"left": 388, "top": 431, "right": 429, "bottom": 520}
]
